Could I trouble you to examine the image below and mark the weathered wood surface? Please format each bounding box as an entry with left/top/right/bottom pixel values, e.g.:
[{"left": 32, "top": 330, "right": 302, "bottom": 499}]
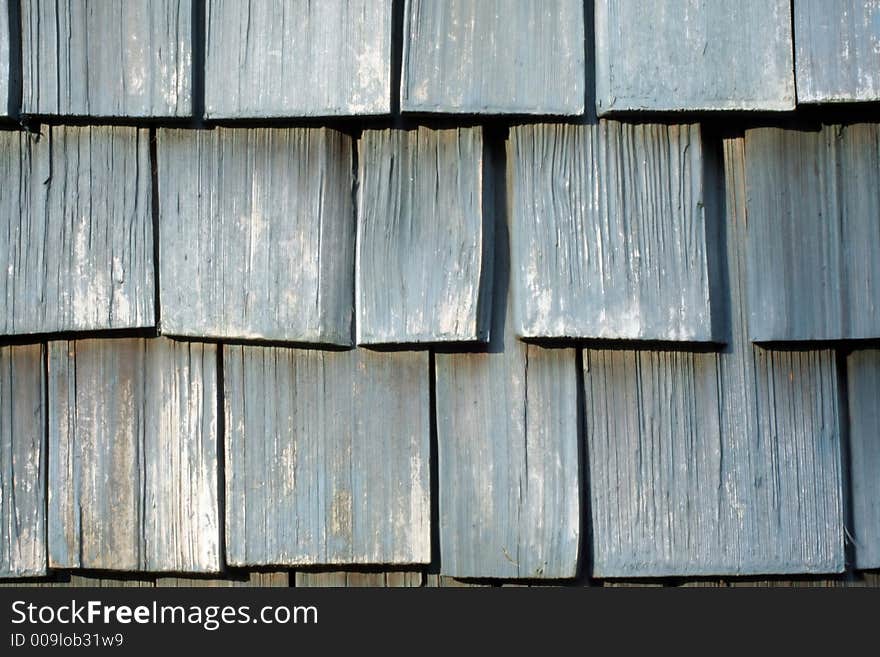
[
  {"left": 401, "top": 0, "right": 584, "bottom": 115},
  {"left": 795, "top": 0, "right": 880, "bottom": 103},
  {"left": 157, "top": 572, "right": 290, "bottom": 587},
  {"left": 0, "top": 345, "right": 46, "bottom": 578},
  {"left": 224, "top": 346, "right": 431, "bottom": 566},
  {"left": 584, "top": 137, "right": 845, "bottom": 577},
  {"left": 423, "top": 574, "right": 491, "bottom": 588},
  {"left": 595, "top": 0, "right": 795, "bottom": 113},
  {"left": 295, "top": 571, "right": 422, "bottom": 587},
  {"left": 21, "top": 0, "right": 192, "bottom": 117},
  {"left": 509, "top": 121, "right": 719, "bottom": 342},
  {"left": 847, "top": 349, "right": 880, "bottom": 569},
  {"left": 205, "top": 0, "right": 391, "bottom": 118},
  {"left": 0, "top": 126, "right": 154, "bottom": 336},
  {"left": 0, "top": 0, "right": 9, "bottom": 116},
  {"left": 357, "top": 128, "right": 491, "bottom": 345},
  {"left": 158, "top": 128, "right": 354, "bottom": 345},
  {"left": 48, "top": 338, "right": 220, "bottom": 573},
  {"left": 745, "top": 125, "right": 880, "bottom": 341},
  {"left": 435, "top": 170, "right": 580, "bottom": 579}
]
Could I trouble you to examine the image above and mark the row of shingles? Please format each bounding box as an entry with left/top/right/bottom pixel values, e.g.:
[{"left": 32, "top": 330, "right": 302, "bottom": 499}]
[{"left": 3, "top": 1, "right": 880, "bottom": 122}]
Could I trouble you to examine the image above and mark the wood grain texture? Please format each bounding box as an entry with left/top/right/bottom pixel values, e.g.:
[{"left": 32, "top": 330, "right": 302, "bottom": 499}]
[
  {"left": 158, "top": 128, "right": 354, "bottom": 345},
  {"left": 0, "top": 126, "right": 154, "bottom": 336},
  {"left": 401, "top": 0, "right": 584, "bottom": 115},
  {"left": 357, "top": 127, "right": 491, "bottom": 345},
  {"left": 509, "top": 121, "right": 719, "bottom": 341},
  {"left": 595, "top": 0, "right": 795, "bottom": 113},
  {"left": 435, "top": 178, "right": 580, "bottom": 579},
  {"left": 204, "top": 0, "right": 391, "bottom": 118},
  {"left": 584, "top": 137, "right": 845, "bottom": 577},
  {"left": 224, "top": 346, "right": 431, "bottom": 566},
  {"left": 0, "top": 0, "right": 9, "bottom": 116},
  {"left": 745, "top": 125, "right": 880, "bottom": 341},
  {"left": 0, "top": 345, "right": 46, "bottom": 578},
  {"left": 295, "top": 571, "right": 421, "bottom": 587},
  {"left": 847, "top": 349, "right": 880, "bottom": 569},
  {"left": 795, "top": 0, "right": 880, "bottom": 103},
  {"left": 157, "top": 572, "right": 289, "bottom": 587},
  {"left": 21, "top": 0, "right": 191, "bottom": 117},
  {"left": 423, "top": 574, "right": 491, "bottom": 587},
  {"left": 48, "top": 338, "right": 220, "bottom": 573}
]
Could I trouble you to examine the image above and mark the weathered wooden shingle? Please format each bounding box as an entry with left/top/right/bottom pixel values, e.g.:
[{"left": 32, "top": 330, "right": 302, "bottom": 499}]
[
  {"left": 294, "top": 571, "right": 422, "bottom": 587},
  {"left": 357, "top": 127, "right": 491, "bottom": 345},
  {"left": 509, "top": 121, "right": 720, "bottom": 342},
  {"left": 0, "top": 126, "right": 154, "bottom": 336},
  {"left": 0, "top": 1, "right": 9, "bottom": 116},
  {"left": 204, "top": 0, "right": 391, "bottom": 118},
  {"left": 157, "top": 572, "right": 289, "bottom": 587},
  {"left": 158, "top": 128, "right": 354, "bottom": 345},
  {"left": 0, "top": 345, "right": 46, "bottom": 578},
  {"left": 224, "top": 346, "right": 431, "bottom": 566},
  {"left": 847, "top": 349, "right": 880, "bottom": 569},
  {"left": 401, "top": 0, "right": 585, "bottom": 115},
  {"left": 595, "top": 0, "right": 795, "bottom": 114},
  {"left": 795, "top": 0, "right": 880, "bottom": 103},
  {"left": 48, "top": 338, "right": 220, "bottom": 573},
  {"left": 745, "top": 125, "right": 880, "bottom": 342},
  {"left": 584, "top": 137, "right": 845, "bottom": 577},
  {"left": 435, "top": 182, "right": 580, "bottom": 579},
  {"left": 22, "top": 0, "right": 192, "bottom": 117}
]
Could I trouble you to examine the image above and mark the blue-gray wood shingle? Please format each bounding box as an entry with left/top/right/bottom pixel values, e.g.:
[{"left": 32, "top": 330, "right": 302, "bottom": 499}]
[
  {"left": 584, "top": 137, "right": 845, "bottom": 577},
  {"left": 204, "top": 0, "right": 391, "bottom": 118},
  {"left": 509, "top": 121, "right": 720, "bottom": 342},
  {"left": 0, "top": 126, "right": 154, "bottom": 336},
  {"left": 0, "top": 1, "right": 9, "bottom": 116},
  {"left": 224, "top": 346, "right": 431, "bottom": 566},
  {"left": 357, "top": 127, "right": 492, "bottom": 345},
  {"left": 595, "top": 0, "right": 795, "bottom": 114},
  {"left": 795, "top": 0, "right": 880, "bottom": 103},
  {"left": 847, "top": 349, "right": 880, "bottom": 569},
  {"left": 0, "top": 345, "right": 46, "bottom": 578},
  {"left": 745, "top": 125, "right": 880, "bottom": 342},
  {"left": 22, "top": 0, "right": 192, "bottom": 117},
  {"left": 158, "top": 127, "right": 354, "bottom": 345},
  {"left": 48, "top": 338, "right": 220, "bottom": 573},
  {"left": 435, "top": 190, "right": 580, "bottom": 579},
  {"left": 401, "top": 0, "right": 585, "bottom": 115}
]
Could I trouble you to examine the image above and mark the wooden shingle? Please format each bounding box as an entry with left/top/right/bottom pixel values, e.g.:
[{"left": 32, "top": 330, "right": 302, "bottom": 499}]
[
  {"left": 205, "top": 0, "right": 391, "bottom": 118},
  {"left": 48, "top": 338, "right": 220, "bottom": 573},
  {"left": 401, "top": 0, "right": 585, "bottom": 115},
  {"left": 158, "top": 128, "right": 355, "bottom": 345},
  {"left": 509, "top": 121, "right": 721, "bottom": 342},
  {"left": 584, "top": 137, "right": 845, "bottom": 577},
  {"left": 0, "top": 126, "right": 154, "bottom": 336},
  {"left": 224, "top": 346, "right": 431, "bottom": 567},
  {"left": 0, "top": 345, "right": 46, "bottom": 578},
  {"left": 357, "top": 127, "right": 492, "bottom": 345},
  {"left": 0, "top": 0, "right": 9, "bottom": 116},
  {"left": 22, "top": 0, "right": 192, "bottom": 117},
  {"left": 595, "top": 0, "right": 795, "bottom": 113}
]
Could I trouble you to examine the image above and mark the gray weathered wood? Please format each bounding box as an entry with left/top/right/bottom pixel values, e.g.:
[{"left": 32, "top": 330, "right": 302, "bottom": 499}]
[
  {"left": 1, "top": 0, "right": 9, "bottom": 116},
  {"left": 595, "top": 0, "right": 795, "bottom": 114},
  {"left": 158, "top": 128, "right": 354, "bottom": 345},
  {"left": 48, "top": 338, "right": 220, "bottom": 573},
  {"left": 509, "top": 121, "right": 719, "bottom": 341},
  {"left": 847, "top": 349, "right": 880, "bottom": 569},
  {"left": 357, "top": 127, "right": 491, "bottom": 345},
  {"left": 294, "top": 571, "right": 422, "bottom": 587},
  {"left": 157, "top": 572, "right": 289, "bottom": 587},
  {"left": 204, "top": 0, "right": 391, "bottom": 118},
  {"left": 745, "top": 125, "right": 880, "bottom": 341},
  {"left": 584, "top": 137, "right": 845, "bottom": 578},
  {"left": 401, "top": 0, "right": 585, "bottom": 115},
  {"left": 795, "top": 0, "right": 880, "bottom": 103},
  {"left": 0, "top": 345, "right": 46, "bottom": 578},
  {"left": 435, "top": 177, "right": 580, "bottom": 579},
  {"left": 224, "top": 346, "right": 431, "bottom": 566},
  {"left": 0, "top": 126, "right": 154, "bottom": 336},
  {"left": 423, "top": 574, "right": 491, "bottom": 587},
  {"left": 21, "top": 0, "right": 192, "bottom": 117}
]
